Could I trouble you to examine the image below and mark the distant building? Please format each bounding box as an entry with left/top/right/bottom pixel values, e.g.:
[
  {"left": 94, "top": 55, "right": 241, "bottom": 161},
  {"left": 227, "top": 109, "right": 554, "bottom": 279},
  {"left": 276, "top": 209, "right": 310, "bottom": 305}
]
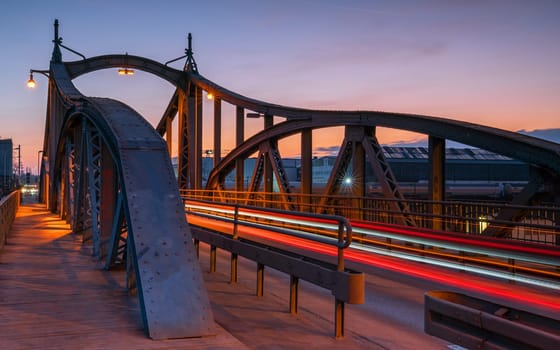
[
  {"left": 298, "top": 147, "right": 528, "bottom": 199},
  {"left": 174, "top": 147, "right": 529, "bottom": 199},
  {"left": 0, "top": 139, "right": 14, "bottom": 196}
]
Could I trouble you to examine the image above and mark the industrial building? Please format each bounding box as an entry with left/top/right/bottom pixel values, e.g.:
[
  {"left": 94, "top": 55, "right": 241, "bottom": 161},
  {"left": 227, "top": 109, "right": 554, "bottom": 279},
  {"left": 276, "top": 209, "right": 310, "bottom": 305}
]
[{"left": 184, "top": 147, "right": 529, "bottom": 200}]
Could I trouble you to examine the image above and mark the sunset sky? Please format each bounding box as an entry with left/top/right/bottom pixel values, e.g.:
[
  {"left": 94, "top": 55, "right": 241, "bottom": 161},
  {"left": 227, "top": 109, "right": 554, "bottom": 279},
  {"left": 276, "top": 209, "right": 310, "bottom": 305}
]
[{"left": 1, "top": 0, "right": 559, "bottom": 172}]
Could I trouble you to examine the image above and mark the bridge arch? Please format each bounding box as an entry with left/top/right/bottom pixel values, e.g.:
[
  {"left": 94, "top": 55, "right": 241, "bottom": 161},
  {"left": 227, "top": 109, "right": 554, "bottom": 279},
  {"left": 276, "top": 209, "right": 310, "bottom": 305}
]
[
  {"left": 44, "top": 59, "right": 214, "bottom": 339},
  {"left": 202, "top": 105, "right": 560, "bottom": 230},
  {"left": 64, "top": 54, "right": 186, "bottom": 88}
]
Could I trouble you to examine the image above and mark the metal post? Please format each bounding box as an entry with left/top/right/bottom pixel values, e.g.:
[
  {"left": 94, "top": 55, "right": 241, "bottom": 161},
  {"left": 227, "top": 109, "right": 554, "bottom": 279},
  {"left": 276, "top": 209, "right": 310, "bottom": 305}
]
[
  {"left": 231, "top": 205, "right": 239, "bottom": 283},
  {"left": 230, "top": 253, "right": 238, "bottom": 284},
  {"left": 256, "top": 263, "right": 264, "bottom": 297},
  {"left": 235, "top": 107, "right": 244, "bottom": 194},
  {"left": 289, "top": 275, "right": 299, "bottom": 314},
  {"left": 335, "top": 299, "right": 345, "bottom": 338},
  {"left": 337, "top": 223, "right": 345, "bottom": 272},
  {"left": 177, "top": 89, "right": 189, "bottom": 190},
  {"left": 194, "top": 239, "right": 200, "bottom": 258},
  {"left": 429, "top": 136, "right": 445, "bottom": 230},
  {"left": 213, "top": 97, "right": 222, "bottom": 165},
  {"left": 210, "top": 245, "right": 216, "bottom": 273},
  {"left": 301, "top": 128, "right": 312, "bottom": 212},
  {"left": 195, "top": 87, "right": 203, "bottom": 189},
  {"left": 187, "top": 86, "right": 197, "bottom": 189},
  {"left": 263, "top": 114, "right": 273, "bottom": 205},
  {"left": 165, "top": 115, "right": 172, "bottom": 156},
  {"left": 353, "top": 131, "right": 366, "bottom": 220},
  {"left": 99, "top": 146, "right": 116, "bottom": 259}
]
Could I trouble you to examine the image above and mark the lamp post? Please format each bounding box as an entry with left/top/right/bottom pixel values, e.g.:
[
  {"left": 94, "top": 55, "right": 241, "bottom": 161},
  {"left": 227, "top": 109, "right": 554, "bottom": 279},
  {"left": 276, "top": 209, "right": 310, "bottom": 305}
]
[{"left": 26, "top": 69, "right": 49, "bottom": 89}]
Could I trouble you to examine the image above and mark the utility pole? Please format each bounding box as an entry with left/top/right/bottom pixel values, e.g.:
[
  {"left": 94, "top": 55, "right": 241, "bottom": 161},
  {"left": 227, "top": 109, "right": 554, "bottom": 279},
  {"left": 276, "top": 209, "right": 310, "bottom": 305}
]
[{"left": 14, "top": 144, "right": 21, "bottom": 181}]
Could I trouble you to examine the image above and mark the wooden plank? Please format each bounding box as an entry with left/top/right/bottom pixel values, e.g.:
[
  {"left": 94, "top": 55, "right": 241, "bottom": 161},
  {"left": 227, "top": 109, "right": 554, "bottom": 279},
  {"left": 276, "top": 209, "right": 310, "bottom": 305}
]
[{"left": 0, "top": 203, "right": 246, "bottom": 350}]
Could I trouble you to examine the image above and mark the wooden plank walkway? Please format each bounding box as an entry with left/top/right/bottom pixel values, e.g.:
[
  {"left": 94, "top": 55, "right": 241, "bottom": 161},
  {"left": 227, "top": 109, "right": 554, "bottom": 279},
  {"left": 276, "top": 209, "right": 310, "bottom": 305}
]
[
  {"left": 0, "top": 202, "right": 247, "bottom": 350},
  {"left": 1, "top": 201, "right": 426, "bottom": 350}
]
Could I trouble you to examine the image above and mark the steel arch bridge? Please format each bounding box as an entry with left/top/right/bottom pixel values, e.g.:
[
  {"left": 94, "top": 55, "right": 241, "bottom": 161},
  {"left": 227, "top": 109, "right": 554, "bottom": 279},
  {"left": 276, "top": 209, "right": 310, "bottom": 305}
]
[{"left": 37, "top": 21, "right": 559, "bottom": 339}]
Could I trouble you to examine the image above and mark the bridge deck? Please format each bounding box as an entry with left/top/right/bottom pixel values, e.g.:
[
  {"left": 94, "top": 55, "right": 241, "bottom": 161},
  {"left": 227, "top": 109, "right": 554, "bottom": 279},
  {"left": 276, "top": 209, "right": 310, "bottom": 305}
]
[
  {"left": 0, "top": 202, "right": 246, "bottom": 349},
  {"left": 1, "top": 202, "right": 403, "bottom": 349}
]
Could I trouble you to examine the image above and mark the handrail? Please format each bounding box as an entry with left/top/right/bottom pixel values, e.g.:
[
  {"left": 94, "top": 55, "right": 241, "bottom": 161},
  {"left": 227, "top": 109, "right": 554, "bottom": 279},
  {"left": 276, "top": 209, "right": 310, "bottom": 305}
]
[
  {"left": 183, "top": 190, "right": 560, "bottom": 288},
  {"left": 184, "top": 197, "right": 363, "bottom": 338},
  {"left": 0, "top": 191, "right": 21, "bottom": 250},
  {"left": 184, "top": 199, "right": 353, "bottom": 271}
]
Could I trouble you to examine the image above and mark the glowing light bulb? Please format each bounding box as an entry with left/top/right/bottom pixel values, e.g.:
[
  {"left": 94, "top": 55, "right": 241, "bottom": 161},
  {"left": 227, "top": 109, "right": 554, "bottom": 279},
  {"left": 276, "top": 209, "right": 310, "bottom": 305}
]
[
  {"left": 118, "top": 68, "right": 135, "bottom": 75},
  {"left": 26, "top": 72, "right": 36, "bottom": 89}
]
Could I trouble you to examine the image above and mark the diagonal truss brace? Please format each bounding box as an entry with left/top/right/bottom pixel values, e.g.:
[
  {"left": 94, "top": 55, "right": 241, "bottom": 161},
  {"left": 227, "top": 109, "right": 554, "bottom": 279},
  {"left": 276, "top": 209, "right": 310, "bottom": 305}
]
[
  {"left": 105, "top": 191, "right": 128, "bottom": 270},
  {"left": 362, "top": 135, "right": 416, "bottom": 227},
  {"left": 85, "top": 122, "right": 103, "bottom": 257},
  {"left": 319, "top": 126, "right": 416, "bottom": 226},
  {"left": 246, "top": 140, "right": 295, "bottom": 210}
]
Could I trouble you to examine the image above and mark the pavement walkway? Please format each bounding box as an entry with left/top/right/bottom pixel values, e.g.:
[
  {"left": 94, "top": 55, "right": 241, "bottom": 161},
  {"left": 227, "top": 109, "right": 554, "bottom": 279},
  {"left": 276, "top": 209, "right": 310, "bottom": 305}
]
[{"left": 0, "top": 201, "right": 394, "bottom": 349}]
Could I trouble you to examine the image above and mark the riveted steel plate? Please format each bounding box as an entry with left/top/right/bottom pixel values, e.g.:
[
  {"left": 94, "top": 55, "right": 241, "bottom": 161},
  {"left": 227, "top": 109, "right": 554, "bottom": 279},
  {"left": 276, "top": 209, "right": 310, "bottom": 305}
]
[{"left": 89, "top": 98, "right": 214, "bottom": 339}]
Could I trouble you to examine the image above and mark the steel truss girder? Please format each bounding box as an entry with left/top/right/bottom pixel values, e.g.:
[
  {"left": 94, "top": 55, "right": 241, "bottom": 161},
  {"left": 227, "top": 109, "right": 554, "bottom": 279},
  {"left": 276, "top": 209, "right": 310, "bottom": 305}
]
[
  {"left": 50, "top": 59, "right": 215, "bottom": 339},
  {"left": 67, "top": 134, "right": 78, "bottom": 225},
  {"left": 106, "top": 191, "right": 128, "bottom": 269},
  {"left": 482, "top": 169, "right": 558, "bottom": 238},
  {"left": 72, "top": 122, "right": 87, "bottom": 236},
  {"left": 247, "top": 152, "right": 265, "bottom": 194},
  {"left": 267, "top": 140, "right": 294, "bottom": 207},
  {"left": 85, "top": 122, "right": 103, "bottom": 258},
  {"left": 318, "top": 126, "right": 415, "bottom": 226},
  {"left": 319, "top": 140, "right": 354, "bottom": 210},
  {"left": 177, "top": 89, "right": 190, "bottom": 190},
  {"left": 61, "top": 135, "right": 73, "bottom": 222},
  {"left": 69, "top": 120, "right": 103, "bottom": 253},
  {"left": 206, "top": 113, "right": 560, "bottom": 196},
  {"left": 62, "top": 54, "right": 560, "bottom": 181},
  {"left": 246, "top": 141, "right": 295, "bottom": 210},
  {"left": 362, "top": 134, "right": 416, "bottom": 227}
]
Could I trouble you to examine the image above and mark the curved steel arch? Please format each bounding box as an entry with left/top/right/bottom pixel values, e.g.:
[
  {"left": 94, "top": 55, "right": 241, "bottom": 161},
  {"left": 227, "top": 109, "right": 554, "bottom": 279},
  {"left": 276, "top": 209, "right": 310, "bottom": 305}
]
[
  {"left": 63, "top": 54, "right": 186, "bottom": 87},
  {"left": 55, "top": 50, "right": 560, "bottom": 178},
  {"left": 206, "top": 114, "right": 560, "bottom": 189},
  {"left": 45, "top": 60, "right": 214, "bottom": 339},
  {"left": 188, "top": 73, "right": 560, "bottom": 176}
]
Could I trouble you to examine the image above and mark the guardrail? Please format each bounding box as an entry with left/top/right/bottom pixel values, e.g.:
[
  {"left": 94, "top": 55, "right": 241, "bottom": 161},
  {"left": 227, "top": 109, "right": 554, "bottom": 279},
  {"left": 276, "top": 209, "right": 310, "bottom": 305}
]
[
  {"left": 0, "top": 191, "right": 21, "bottom": 251},
  {"left": 184, "top": 199, "right": 364, "bottom": 338},
  {"left": 425, "top": 291, "right": 560, "bottom": 349}
]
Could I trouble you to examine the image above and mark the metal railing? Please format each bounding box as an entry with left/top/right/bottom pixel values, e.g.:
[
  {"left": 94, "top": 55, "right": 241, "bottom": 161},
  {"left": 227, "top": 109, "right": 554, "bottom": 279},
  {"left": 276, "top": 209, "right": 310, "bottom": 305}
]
[
  {"left": 181, "top": 189, "right": 560, "bottom": 246},
  {"left": 0, "top": 191, "right": 21, "bottom": 251},
  {"left": 425, "top": 291, "right": 560, "bottom": 349},
  {"left": 184, "top": 198, "right": 364, "bottom": 338}
]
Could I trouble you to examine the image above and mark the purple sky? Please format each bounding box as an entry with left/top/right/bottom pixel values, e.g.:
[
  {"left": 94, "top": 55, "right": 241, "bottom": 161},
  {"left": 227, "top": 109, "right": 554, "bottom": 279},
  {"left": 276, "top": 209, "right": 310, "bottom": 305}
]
[{"left": 1, "top": 0, "right": 559, "bottom": 171}]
